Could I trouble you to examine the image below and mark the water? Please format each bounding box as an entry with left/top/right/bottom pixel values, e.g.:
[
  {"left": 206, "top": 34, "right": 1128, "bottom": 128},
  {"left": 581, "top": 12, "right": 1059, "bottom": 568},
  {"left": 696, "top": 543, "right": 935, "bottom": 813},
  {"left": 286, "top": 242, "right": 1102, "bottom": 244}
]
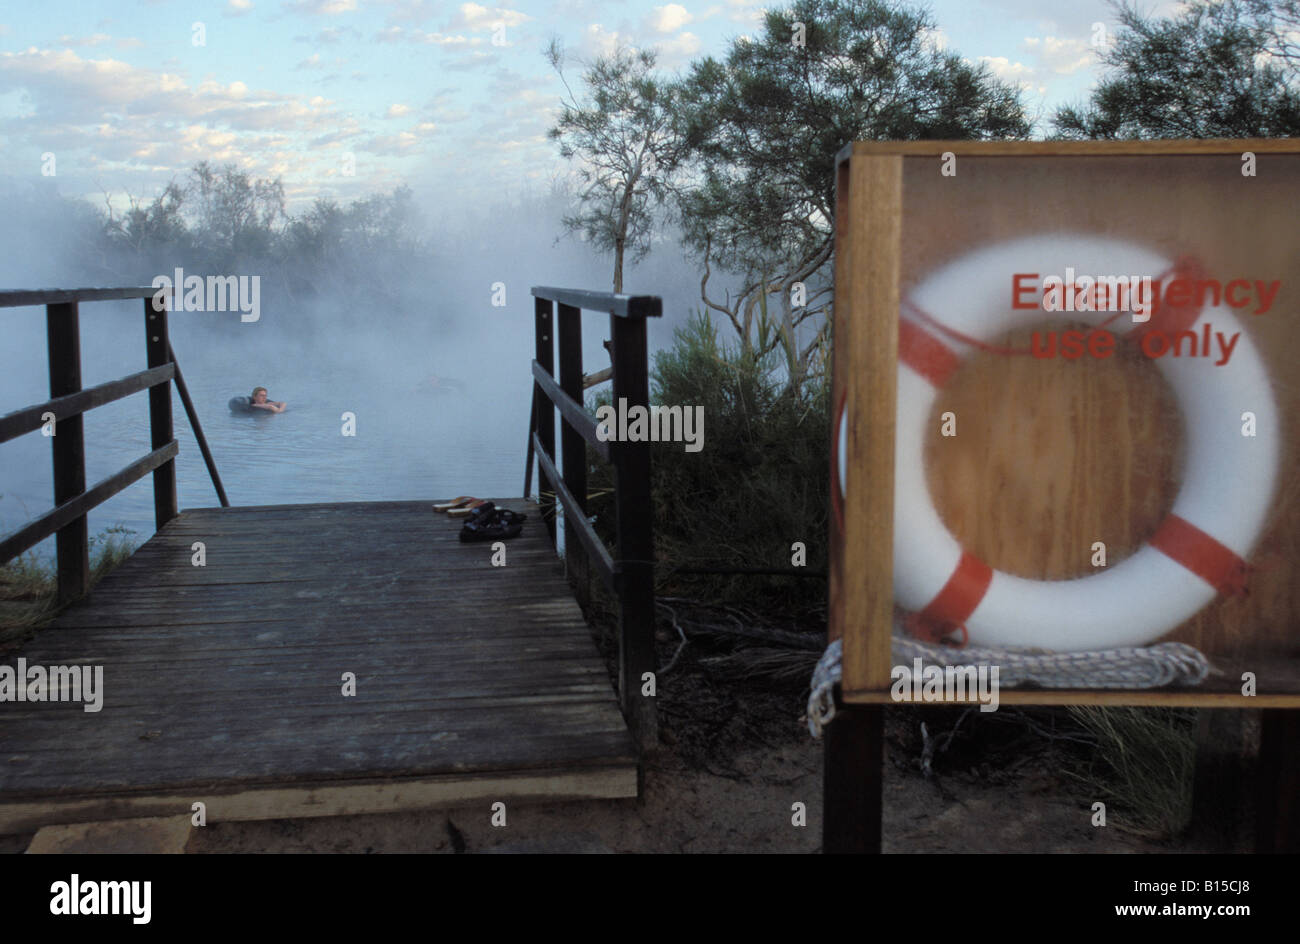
[{"left": 0, "top": 303, "right": 539, "bottom": 560}]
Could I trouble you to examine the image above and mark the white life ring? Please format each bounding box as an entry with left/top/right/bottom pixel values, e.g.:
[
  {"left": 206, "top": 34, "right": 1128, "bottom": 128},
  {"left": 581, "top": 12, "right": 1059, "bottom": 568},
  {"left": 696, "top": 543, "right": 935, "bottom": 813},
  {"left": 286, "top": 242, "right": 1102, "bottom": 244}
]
[{"left": 836, "top": 234, "right": 1278, "bottom": 651}]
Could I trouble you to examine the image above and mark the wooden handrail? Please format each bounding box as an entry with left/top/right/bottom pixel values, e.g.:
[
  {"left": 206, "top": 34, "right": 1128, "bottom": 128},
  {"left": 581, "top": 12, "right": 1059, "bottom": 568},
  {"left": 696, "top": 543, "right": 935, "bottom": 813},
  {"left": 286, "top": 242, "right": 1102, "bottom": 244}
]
[
  {"left": 0, "top": 287, "right": 159, "bottom": 308},
  {"left": 527, "top": 284, "right": 661, "bottom": 749},
  {"left": 531, "top": 359, "right": 610, "bottom": 462},
  {"left": 0, "top": 365, "right": 174, "bottom": 445},
  {"left": 0, "top": 289, "right": 229, "bottom": 604},
  {"left": 531, "top": 432, "right": 619, "bottom": 591},
  {"left": 0, "top": 442, "right": 178, "bottom": 565},
  {"left": 531, "top": 286, "right": 662, "bottom": 320}
]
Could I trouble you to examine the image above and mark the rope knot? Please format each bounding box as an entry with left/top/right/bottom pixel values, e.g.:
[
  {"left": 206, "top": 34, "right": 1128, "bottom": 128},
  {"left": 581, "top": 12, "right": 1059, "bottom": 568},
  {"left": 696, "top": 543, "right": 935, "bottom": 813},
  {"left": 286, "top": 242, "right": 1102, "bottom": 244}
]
[{"left": 904, "top": 612, "right": 969, "bottom": 649}]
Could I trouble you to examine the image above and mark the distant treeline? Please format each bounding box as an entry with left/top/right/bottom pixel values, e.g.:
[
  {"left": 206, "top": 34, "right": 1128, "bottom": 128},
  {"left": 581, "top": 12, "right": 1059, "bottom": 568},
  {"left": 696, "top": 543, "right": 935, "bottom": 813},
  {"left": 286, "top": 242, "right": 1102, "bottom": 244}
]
[{"left": 17, "top": 161, "right": 429, "bottom": 323}]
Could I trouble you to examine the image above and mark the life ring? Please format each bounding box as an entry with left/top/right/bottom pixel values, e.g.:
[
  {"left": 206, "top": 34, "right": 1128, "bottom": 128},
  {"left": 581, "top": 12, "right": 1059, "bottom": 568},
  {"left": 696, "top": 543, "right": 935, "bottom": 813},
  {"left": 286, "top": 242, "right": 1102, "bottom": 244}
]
[{"left": 836, "top": 234, "right": 1278, "bottom": 651}]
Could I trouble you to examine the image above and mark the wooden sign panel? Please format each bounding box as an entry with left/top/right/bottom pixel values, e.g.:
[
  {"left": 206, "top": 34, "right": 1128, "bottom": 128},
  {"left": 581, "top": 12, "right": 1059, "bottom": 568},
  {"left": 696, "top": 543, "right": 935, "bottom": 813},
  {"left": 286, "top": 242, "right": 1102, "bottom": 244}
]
[{"left": 830, "top": 141, "right": 1300, "bottom": 706}]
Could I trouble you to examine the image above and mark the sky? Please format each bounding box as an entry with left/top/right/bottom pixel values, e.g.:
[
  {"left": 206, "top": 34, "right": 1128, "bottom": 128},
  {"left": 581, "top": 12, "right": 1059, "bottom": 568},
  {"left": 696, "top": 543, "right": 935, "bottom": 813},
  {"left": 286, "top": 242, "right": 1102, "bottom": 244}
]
[{"left": 0, "top": 0, "right": 1185, "bottom": 218}]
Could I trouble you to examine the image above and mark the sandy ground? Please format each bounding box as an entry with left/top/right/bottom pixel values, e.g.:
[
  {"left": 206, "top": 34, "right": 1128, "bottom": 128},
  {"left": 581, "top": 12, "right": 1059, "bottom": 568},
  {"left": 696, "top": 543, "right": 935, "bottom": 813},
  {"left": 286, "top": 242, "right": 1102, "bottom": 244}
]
[
  {"left": 169, "top": 731, "right": 1195, "bottom": 854},
  {"left": 2, "top": 601, "right": 1228, "bottom": 855}
]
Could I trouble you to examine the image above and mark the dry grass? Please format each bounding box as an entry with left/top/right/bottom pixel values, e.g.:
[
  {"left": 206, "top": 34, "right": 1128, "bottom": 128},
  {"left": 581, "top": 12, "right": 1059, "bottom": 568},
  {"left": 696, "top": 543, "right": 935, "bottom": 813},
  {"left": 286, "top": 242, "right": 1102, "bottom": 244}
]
[
  {"left": 1062, "top": 705, "right": 1197, "bottom": 839},
  {"left": 0, "top": 526, "right": 138, "bottom": 649}
]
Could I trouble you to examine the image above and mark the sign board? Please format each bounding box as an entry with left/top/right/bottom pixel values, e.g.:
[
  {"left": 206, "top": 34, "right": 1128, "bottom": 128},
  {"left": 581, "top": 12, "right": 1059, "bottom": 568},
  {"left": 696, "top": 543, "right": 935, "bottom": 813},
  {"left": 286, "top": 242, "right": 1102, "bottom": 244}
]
[{"left": 829, "top": 141, "right": 1300, "bottom": 706}]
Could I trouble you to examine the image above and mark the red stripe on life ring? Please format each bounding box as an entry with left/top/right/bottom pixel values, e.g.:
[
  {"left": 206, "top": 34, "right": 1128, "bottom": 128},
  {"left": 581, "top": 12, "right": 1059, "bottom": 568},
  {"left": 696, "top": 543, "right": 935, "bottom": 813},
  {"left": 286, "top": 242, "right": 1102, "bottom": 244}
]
[
  {"left": 831, "top": 391, "right": 846, "bottom": 533},
  {"left": 911, "top": 551, "right": 993, "bottom": 645},
  {"left": 899, "top": 318, "right": 960, "bottom": 388},
  {"left": 1149, "top": 514, "right": 1251, "bottom": 596}
]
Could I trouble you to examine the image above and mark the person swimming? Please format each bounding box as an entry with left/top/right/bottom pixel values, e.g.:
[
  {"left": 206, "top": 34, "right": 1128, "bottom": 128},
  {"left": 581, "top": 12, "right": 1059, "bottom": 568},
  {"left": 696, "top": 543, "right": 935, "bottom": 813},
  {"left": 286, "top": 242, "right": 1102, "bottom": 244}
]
[{"left": 249, "top": 386, "right": 286, "bottom": 413}]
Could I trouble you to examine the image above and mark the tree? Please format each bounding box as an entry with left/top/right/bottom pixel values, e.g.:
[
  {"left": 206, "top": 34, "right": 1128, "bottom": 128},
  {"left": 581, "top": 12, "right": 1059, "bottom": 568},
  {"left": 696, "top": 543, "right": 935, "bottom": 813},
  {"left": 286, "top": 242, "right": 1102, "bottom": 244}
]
[
  {"left": 547, "top": 40, "right": 688, "bottom": 293},
  {"left": 1251, "top": 0, "right": 1300, "bottom": 71},
  {"left": 1053, "top": 0, "right": 1300, "bottom": 139},
  {"left": 102, "top": 180, "right": 188, "bottom": 255},
  {"left": 676, "top": 0, "right": 1029, "bottom": 389},
  {"left": 186, "top": 161, "right": 287, "bottom": 264}
]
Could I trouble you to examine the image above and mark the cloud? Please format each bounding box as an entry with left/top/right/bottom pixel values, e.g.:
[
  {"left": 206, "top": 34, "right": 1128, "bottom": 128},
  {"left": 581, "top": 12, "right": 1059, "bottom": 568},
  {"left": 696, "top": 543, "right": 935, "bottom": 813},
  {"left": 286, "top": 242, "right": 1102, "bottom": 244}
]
[
  {"left": 386, "top": 103, "right": 411, "bottom": 117},
  {"left": 57, "top": 34, "right": 113, "bottom": 48},
  {"left": 361, "top": 130, "right": 421, "bottom": 155},
  {"left": 649, "top": 4, "right": 693, "bottom": 33},
  {"left": 226, "top": 0, "right": 254, "bottom": 15},
  {"left": 972, "top": 56, "right": 1045, "bottom": 96},
  {"left": 283, "top": 0, "right": 357, "bottom": 15},
  {"left": 444, "top": 49, "right": 496, "bottom": 70},
  {"left": 920, "top": 27, "right": 948, "bottom": 53},
  {"left": 724, "top": 0, "right": 763, "bottom": 25},
  {"left": 374, "top": 26, "right": 480, "bottom": 45},
  {"left": 0, "top": 47, "right": 360, "bottom": 172},
  {"left": 656, "top": 31, "right": 701, "bottom": 66},
  {"left": 295, "top": 26, "right": 361, "bottom": 43},
  {"left": 375, "top": 0, "right": 442, "bottom": 25},
  {"left": 977, "top": 56, "right": 1034, "bottom": 81},
  {"left": 448, "top": 3, "right": 530, "bottom": 31},
  {"left": 1022, "top": 36, "right": 1094, "bottom": 75},
  {"left": 580, "top": 23, "right": 623, "bottom": 58}
]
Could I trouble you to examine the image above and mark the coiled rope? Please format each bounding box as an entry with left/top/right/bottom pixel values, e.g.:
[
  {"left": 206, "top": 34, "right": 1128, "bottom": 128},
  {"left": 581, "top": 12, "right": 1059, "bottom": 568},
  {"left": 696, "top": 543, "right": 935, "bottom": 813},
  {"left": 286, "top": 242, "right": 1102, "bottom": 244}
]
[{"left": 806, "top": 626, "right": 1209, "bottom": 737}]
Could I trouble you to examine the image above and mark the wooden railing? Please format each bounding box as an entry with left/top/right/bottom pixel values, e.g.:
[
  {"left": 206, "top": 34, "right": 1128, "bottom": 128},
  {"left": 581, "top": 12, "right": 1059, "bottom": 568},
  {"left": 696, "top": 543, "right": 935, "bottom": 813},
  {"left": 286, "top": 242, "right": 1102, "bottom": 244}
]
[
  {"left": 526, "top": 286, "right": 661, "bottom": 748},
  {"left": 0, "top": 287, "right": 228, "bottom": 604}
]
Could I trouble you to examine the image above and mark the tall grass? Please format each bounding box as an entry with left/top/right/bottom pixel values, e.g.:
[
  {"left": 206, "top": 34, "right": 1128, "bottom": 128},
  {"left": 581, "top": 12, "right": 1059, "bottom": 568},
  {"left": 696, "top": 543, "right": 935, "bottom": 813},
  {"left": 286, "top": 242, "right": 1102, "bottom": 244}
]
[
  {"left": 0, "top": 526, "right": 138, "bottom": 647},
  {"left": 1063, "top": 706, "right": 1197, "bottom": 839}
]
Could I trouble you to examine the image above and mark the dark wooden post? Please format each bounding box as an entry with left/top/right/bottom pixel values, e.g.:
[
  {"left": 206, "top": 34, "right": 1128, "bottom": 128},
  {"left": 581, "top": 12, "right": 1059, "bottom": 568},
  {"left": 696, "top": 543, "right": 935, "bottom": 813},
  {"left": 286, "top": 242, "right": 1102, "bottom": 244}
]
[
  {"left": 610, "top": 312, "right": 657, "bottom": 749},
  {"left": 534, "top": 298, "right": 556, "bottom": 547},
  {"left": 145, "top": 295, "right": 178, "bottom": 529},
  {"left": 46, "top": 302, "right": 89, "bottom": 605},
  {"left": 1256, "top": 708, "right": 1299, "bottom": 853},
  {"left": 1190, "top": 709, "right": 1252, "bottom": 851},
  {"left": 557, "top": 302, "right": 589, "bottom": 608},
  {"left": 823, "top": 697, "right": 884, "bottom": 853}
]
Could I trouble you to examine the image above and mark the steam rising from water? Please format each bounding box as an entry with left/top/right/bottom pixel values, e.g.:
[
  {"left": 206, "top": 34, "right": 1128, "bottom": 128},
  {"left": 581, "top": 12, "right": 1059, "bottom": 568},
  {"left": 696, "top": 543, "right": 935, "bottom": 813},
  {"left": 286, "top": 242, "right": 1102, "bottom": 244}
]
[{"left": 0, "top": 177, "right": 704, "bottom": 558}]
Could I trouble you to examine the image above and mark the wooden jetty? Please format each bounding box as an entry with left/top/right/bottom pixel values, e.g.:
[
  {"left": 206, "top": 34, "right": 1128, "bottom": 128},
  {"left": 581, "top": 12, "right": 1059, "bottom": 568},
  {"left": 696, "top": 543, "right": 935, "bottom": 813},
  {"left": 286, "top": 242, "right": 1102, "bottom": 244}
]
[
  {"left": 0, "top": 500, "right": 635, "bottom": 833},
  {"left": 0, "top": 286, "right": 661, "bottom": 837}
]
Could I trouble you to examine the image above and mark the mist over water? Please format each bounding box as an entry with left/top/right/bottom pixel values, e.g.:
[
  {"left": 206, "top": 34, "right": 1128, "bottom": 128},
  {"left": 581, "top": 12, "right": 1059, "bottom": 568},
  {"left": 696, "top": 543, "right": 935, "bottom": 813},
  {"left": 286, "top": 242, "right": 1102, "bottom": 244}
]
[{"left": 0, "top": 178, "right": 706, "bottom": 560}]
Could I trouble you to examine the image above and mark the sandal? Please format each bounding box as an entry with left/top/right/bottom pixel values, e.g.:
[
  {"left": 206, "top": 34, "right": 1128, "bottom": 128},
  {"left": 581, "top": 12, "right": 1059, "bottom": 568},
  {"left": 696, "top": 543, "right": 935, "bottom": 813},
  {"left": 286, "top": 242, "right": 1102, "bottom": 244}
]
[
  {"left": 447, "top": 499, "right": 494, "bottom": 518},
  {"left": 433, "top": 496, "right": 477, "bottom": 512},
  {"left": 459, "top": 508, "right": 526, "bottom": 543}
]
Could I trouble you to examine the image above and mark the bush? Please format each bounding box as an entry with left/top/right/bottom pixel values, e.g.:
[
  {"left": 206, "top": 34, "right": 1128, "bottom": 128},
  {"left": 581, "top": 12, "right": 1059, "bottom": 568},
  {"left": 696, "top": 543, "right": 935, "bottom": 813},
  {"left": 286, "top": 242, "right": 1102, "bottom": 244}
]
[{"left": 587, "top": 310, "right": 830, "bottom": 613}]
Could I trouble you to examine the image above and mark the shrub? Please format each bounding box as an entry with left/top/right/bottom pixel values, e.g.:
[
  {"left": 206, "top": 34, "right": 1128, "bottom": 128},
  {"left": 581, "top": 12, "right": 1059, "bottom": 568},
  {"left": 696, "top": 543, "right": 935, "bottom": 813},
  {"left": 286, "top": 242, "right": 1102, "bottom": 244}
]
[{"left": 587, "top": 310, "right": 830, "bottom": 613}]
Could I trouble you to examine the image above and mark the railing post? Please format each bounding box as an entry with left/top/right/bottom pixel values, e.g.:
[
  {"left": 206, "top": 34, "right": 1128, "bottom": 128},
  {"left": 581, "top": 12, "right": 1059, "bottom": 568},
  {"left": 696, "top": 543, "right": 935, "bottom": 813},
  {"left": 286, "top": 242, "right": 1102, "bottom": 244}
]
[
  {"left": 1256, "top": 708, "right": 1300, "bottom": 852},
  {"left": 557, "top": 302, "right": 589, "bottom": 608},
  {"left": 824, "top": 698, "right": 884, "bottom": 853},
  {"left": 46, "top": 302, "right": 89, "bottom": 605},
  {"left": 145, "top": 295, "right": 178, "bottom": 529},
  {"left": 611, "top": 312, "right": 657, "bottom": 749},
  {"left": 534, "top": 297, "right": 557, "bottom": 547},
  {"left": 169, "top": 343, "right": 229, "bottom": 507}
]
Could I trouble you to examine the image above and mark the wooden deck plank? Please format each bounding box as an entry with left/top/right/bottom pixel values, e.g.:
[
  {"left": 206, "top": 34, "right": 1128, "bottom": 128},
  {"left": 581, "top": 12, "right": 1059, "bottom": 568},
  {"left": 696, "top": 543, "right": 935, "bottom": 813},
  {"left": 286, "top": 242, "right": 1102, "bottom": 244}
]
[
  {"left": 0, "top": 500, "right": 636, "bottom": 831},
  {"left": 0, "top": 768, "right": 637, "bottom": 835}
]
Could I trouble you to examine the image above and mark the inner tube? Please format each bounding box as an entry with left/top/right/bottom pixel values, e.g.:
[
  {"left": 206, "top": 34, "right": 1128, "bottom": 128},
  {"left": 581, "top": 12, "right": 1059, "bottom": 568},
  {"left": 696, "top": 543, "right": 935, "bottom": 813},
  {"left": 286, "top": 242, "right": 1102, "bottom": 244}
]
[{"left": 229, "top": 396, "right": 264, "bottom": 414}]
